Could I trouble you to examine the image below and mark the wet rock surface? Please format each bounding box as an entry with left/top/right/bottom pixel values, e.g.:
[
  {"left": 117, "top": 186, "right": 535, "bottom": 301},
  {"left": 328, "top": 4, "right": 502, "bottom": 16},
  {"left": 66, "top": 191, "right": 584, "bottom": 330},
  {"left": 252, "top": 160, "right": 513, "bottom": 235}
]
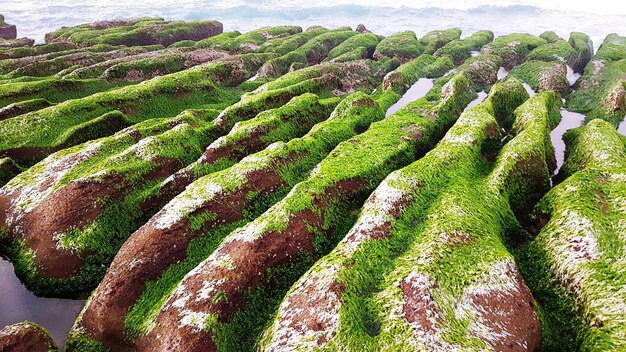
[{"left": 0, "top": 322, "right": 57, "bottom": 352}]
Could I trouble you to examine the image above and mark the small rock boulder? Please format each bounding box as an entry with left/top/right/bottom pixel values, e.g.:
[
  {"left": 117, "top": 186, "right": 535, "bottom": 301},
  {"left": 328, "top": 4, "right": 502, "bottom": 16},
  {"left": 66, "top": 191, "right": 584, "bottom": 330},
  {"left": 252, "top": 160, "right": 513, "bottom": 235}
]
[
  {"left": 0, "top": 15, "right": 17, "bottom": 40},
  {"left": 0, "top": 322, "right": 57, "bottom": 352},
  {"left": 356, "top": 24, "right": 371, "bottom": 33}
]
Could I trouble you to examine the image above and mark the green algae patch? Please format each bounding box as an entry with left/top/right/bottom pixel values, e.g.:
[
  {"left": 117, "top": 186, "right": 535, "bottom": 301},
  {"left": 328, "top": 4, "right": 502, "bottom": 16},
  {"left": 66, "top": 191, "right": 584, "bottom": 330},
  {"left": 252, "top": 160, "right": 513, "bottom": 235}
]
[
  {"left": 434, "top": 30, "right": 494, "bottom": 65},
  {"left": 260, "top": 80, "right": 551, "bottom": 352},
  {"left": 44, "top": 18, "right": 224, "bottom": 47},
  {"left": 518, "top": 119, "right": 626, "bottom": 351},
  {"left": 481, "top": 33, "right": 546, "bottom": 70},
  {"left": 0, "top": 98, "right": 53, "bottom": 120},
  {"left": 195, "top": 26, "right": 302, "bottom": 53},
  {"left": 374, "top": 31, "right": 425, "bottom": 63},
  {"left": 117, "top": 73, "right": 475, "bottom": 351},
  {"left": 0, "top": 42, "right": 76, "bottom": 60},
  {"left": 63, "top": 92, "right": 387, "bottom": 350},
  {"left": 567, "top": 34, "right": 626, "bottom": 125},
  {"left": 0, "top": 59, "right": 253, "bottom": 162},
  {"left": 426, "top": 54, "right": 502, "bottom": 101},
  {"left": 594, "top": 33, "right": 626, "bottom": 61},
  {"left": 0, "top": 78, "right": 127, "bottom": 108},
  {"left": 511, "top": 60, "right": 569, "bottom": 95},
  {"left": 540, "top": 31, "right": 564, "bottom": 43},
  {"left": 0, "top": 111, "right": 219, "bottom": 295},
  {"left": 419, "top": 28, "right": 462, "bottom": 54},
  {"left": 325, "top": 33, "right": 381, "bottom": 61},
  {"left": 258, "top": 29, "right": 357, "bottom": 77}
]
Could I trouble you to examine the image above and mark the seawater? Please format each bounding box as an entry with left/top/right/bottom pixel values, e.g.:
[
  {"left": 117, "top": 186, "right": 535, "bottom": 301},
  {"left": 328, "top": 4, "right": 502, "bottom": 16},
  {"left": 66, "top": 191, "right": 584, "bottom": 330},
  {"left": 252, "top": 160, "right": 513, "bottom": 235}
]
[{"left": 2, "top": 1, "right": 626, "bottom": 48}]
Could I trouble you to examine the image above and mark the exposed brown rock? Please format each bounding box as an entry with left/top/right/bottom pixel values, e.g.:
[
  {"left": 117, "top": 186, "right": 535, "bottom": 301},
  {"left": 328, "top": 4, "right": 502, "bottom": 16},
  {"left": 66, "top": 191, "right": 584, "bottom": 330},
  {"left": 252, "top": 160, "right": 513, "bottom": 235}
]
[
  {"left": 356, "top": 24, "right": 371, "bottom": 34},
  {"left": 136, "top": 179, "right": 368, "bottom": 351},
  {"left": 0, "top": 322, "right": 57, "bottom": 352},
  {"left": 79, "top": 165, "right": 287, "bottom": 351},
  {"left": 0, "top": 15, "right": 17, "bottom": 40}
]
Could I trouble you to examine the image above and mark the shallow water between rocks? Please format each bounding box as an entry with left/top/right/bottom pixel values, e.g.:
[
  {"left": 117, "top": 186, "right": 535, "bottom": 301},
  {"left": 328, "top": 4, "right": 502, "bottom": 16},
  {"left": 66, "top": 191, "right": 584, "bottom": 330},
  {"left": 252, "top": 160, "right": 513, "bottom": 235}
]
[
  {"left": 551, "top": 109, "right": 586, "bottom": 175},
  {"left": 385, "top": 78, "right": 434, "bottom": 116},
  {"left": 0, "top": 256, "right": 85, "bottom": 350}
]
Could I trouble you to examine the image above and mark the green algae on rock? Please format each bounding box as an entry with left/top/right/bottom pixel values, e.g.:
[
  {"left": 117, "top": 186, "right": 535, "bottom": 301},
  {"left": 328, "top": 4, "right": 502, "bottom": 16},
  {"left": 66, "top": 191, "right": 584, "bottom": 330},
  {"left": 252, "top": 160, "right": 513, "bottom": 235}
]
[
  {"left": 510, "top": 32, "right": 592, "bottom": 95},
  {"left": 44, "top": 18, "right": 224, "bottom": 47},
  {"left": 519, "top": 119, "right": 626, "bottom": 351},
  {"left": 434, "top": 30, "right": 494, "bottom": 65},
  {"left": 480, "top": 33, "right": 547, "bottom": 70},
  {"left": 261, "top": 87, "right": 559, "bottom": 352},
  {"left": 0, "top": 111, "right": 218, "bottom": 295},
  {"left": 110, "top": 71, "right": 475, "bottom": 352},
  {"left": 67, "top": 91, "right": 387, "bottom": 351},
  {"left": 419, "top": 28, "right": 462, "bottom": 54},
  {"left": 567, "top": 33, "right": 626, "bottom": 126},
  {"left": 373, "top": 31, "right": 425, "bottom": 63},
  {"left": 0, "top": 321, "right": 58, "bottom": 352}
]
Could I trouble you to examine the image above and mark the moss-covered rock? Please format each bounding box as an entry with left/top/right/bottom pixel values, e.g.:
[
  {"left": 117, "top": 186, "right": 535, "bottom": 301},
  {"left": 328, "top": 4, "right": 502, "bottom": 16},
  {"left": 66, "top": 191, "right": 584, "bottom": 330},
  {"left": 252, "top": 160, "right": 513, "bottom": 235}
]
[
  {"left": 568, "top": 32, "right": 594, "bottom": 73},
  {"left": 68, "top": 92, "right": 387, "bottom": 351},
  {"left": 117, "top": 71, "right": 475, "bottom": 352},
  {"left": 511, "top": 60, "right": 569, "bottom": 95},
  {"left": 0, "top": 37, "right": 34, "bottom": 48},
  {"left": 0, "top": 58, "right": 255, "bottom": 164},
  {"left": 540, "top": 31, "right": 564, "bottom": 43},
  {"left": 376, "top": 54, "right": 454, "bottom": 106},
  {"left": 373, "top": 31, "right": 425, "bottom": 63},
  {"left": 44, "top": 18, "right": 224, "bottom": 47},
  {"left": 0, "top": 111, "right": 218, "bottom": 295},
  {"left": 0, "top": 321, "right": 57, "bottom": 352},
  {"left": 2, "top": 45, "right": 161, "bottom": 77},
  {"left": 567, "top": 34, "right": 626, "bottom": 125},
  {"left": 594, "top": 33, "right": 626, "bottom": 61},
  {"left": 0, "top": 156, "right": 20, "bottom": 187},
  {"left": 0, "top": 42, "right": 77, "bottom": 60},
  {"left": 419, "top": 27, "right": 462, "bottom": 54},
  {"left": 434, "top": 29, "right": 494, "bottom": 65},
  {"left": 195, "top": 26, "right": 302, "bottom": 53},
  {"left": 261, "top": 83, "right": 557, "bottom": 352},
  {"left": 258, "top": 29, "right": 357, "bottom": 77},
  {"left": 426, "top": 54, "right": 502, "bottom": 101},
  {"left": 0, "top": 98, "right": 53, "bottom": 120},
  {"left": 325, "top": 32, "right": 381, "bottom": 61},
  {"left": 481, "top": 33, "right": 546, "bottom": 70},
  {"left": 519, "top": 119, "right": 626, "bottom": 351}
]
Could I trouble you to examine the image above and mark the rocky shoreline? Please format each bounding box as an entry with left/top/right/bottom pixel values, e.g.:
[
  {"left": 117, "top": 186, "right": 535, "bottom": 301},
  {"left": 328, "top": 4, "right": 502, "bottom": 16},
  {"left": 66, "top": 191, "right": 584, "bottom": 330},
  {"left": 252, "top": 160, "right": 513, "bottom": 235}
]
[{"left": 0, "top": 14, "right": 625, "bottom": 352}]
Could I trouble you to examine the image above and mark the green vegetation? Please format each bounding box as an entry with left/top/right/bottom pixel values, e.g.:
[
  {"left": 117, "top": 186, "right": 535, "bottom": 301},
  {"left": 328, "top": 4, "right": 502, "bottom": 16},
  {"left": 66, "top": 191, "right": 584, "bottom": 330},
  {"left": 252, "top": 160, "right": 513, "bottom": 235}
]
[
  {"left": 44, "top": 18, "right": 224, "bottom": 47},
  {"left": 419, "top": 28, "right": 462, "bottom": 54},
  {"left": 481, "top": 33, "right": 546, "bottom": 69},
  {"left": 434, "top": 30, "right": 494, "bottom": 65},
  {"left": 426, "top": 54, "right": 502, "bottom": 101},
  {"left": 261, "top": 80, "right": 559, "bottom": 352},
  {"left": 373, "top": 31, "right": 425, "bottom": 62},
  {"left": 567, "top": 33, "right": 626, "bottom": 125},
  {"left": 131, "top": 71, "right": 475, "bottom": 352},
  {"left": 0, "top": 22, "right": 622, "bottom": 352},
  {"left": 258, "top": 29, "right": 357, "bottom": 77},
  {"left": 0, "top": 157, "right": 20, "bottom": 186},
  {"left": 1, "top": 111, "right": 218, "bottom": 295},
  {"left": 326, "top": 33, "right": 381, "bottom": 61},
  {"left": 518, "top": 119, "right": 626, "bottom": 351},
  {"left": 0, "top": 59, "right": 254, "bottom": 164}
]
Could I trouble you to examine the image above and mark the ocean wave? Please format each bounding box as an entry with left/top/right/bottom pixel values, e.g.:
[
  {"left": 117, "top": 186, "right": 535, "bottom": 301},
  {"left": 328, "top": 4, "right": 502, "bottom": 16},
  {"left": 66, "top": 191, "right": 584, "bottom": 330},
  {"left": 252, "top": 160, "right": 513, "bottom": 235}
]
[{"left": 1, "top": 1, "right": 625, "bottom": 45}]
